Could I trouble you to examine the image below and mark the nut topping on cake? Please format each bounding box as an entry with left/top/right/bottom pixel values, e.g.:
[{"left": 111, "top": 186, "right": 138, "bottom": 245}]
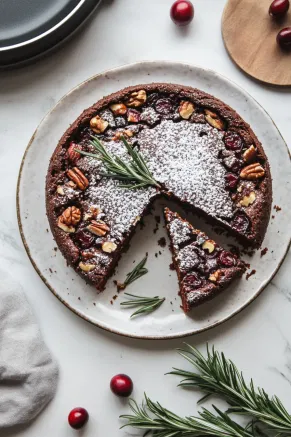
[
  {"left": 84, "top": 206, "right": 102, "bottom": 221},
  {"left": 90, "top": 115, "right": 109, "bottom": 134},
  {"left": 243, "top": 145, "right": 257, "bottom": 163},
  {"left": 209, "top": 270, "right": 224, "bottom": 282},
  {"left": 179, "top": 101, "right": 195, "bottom": 119},
  {"left": 79, "top": 262, "right": 96, "bottom": 272},
  {"left": 67, "top": 167, "right": 89, "bottom": 190},
  {"left": 239, "top": 191, "right": 256, "bottom": 207},
  {"left": 61, "top": 206, "right": 81, "bottom": 226},
  {"left": 102, "top": 241, "right": 117, "bottom": 253},
  {"left": 87, "top": 220, "right": 110, "bottom": 236},
  {"left": 110, "top": 103, "right": 127, "bottom": 115},
  {"left": 240, "top": 163, "right": 265, "bottom": 180},
  {"left": 202, "top": 240, "right": 216, "bottom": 253},
  {"left": 67, "top": 142, "right": 81, "bottom": 164},
  {"left": 205, "top": 109, "right": 225, "bottom": 130},
  {"left": 57, "top": 186, "right": 65, "bottom": 195},
  {"left": 125, "top": 90, "right": 147, "bottom": 107}
]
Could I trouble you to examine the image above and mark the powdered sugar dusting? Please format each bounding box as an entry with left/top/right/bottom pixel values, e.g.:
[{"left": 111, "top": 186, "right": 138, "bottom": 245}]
[
  {"left": 169, "top": 218, "right": 193, "bottom": 248},
  {"left": 177, "top": 243, "right": 201, "bottom": 273},
  {"left": 138, "top": 120, "right": 233, "bottom": 218}
]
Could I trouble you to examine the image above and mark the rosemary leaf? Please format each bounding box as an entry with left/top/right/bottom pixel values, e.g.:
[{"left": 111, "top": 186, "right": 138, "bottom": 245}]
[
  {"left": 120, "top": 394, "right": 254, "bottom": 437},
  {"left": 77, "top": 135, "right": 160, "bottom": 189},
  {"left": 117, "top": 256, "right": 148, "bottom": 290},
  {"left": 120, "top": 293, "right": 165, "bottom": 318},
  {"left": 168, "top": 344, "right": 291, "bottom": 436}
]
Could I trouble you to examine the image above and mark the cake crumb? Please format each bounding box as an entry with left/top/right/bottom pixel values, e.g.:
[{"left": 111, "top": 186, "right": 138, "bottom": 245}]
[
  {"left": 155, "top": 215, "right": 161, "bottom": 224},
  {"left": 169, "top": 262, "right": 175, "bottom": 270},
  {"left": 113, "top": 295, "right": 118, "bottom": 300},
  {"left": 260, "top": 247, "right": 268, "bottom": 257},
  {"left": 274, "top": 205, "right": 282, "bottom": 212},
  {"left": 246, "top": 269, "right": 256, "bottom": 280},
  {"left": 158, "top": 237, "right": 166, "bottom": 248}
]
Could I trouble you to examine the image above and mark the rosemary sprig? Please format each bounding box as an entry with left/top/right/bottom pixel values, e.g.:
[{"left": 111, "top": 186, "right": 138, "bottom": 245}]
[
  {"left": 77, "top": 135, "right": 160, "bottom": 189},
  {"left": 120, "top": 394, "right": 254, "bottom": 437},
  {"left": 120, "top": 293, "right": 165, "bottom": 318},
  {"left": 169, "top": 344, "right": 291, "bottom": 435},
  {"left": 116, "top": 256, "right": 148, "bottom": 291}
]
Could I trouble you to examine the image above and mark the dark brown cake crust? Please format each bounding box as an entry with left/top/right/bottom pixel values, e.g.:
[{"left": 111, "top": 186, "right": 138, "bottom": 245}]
[
  {"left": 46, "top": 83, "right": 272, "bottom": 291},
  {"left": 164, "top": 208, "right": 246, "bottom": 312}
]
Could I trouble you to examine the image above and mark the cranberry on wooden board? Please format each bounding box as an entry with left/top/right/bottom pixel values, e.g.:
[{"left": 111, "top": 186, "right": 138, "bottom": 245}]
[
  {"left": 110, "top": 374, "right": 133, "bottom": 397},
  {"left": 277, "top": 27, "right": 291, "bottom": 49},
  {"left": 269, "top": 0, "right": 290, "bottom": 17},
  {"left": 68, "top": 407, "right": 89, "bottom": 429},
  {"left": 170, "top": 1, "right": 194, "bottom": 26}
]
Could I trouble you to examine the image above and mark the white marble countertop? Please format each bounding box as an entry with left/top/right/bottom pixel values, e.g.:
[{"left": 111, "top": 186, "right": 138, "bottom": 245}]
[{"left": 0, "top": 1, "right": 290, "bottom": 436}]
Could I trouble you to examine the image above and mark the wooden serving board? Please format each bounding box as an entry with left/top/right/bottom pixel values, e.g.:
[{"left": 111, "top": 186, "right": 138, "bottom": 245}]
[{"left": 222, "top": 0, "right": 291, "bottom": 86}]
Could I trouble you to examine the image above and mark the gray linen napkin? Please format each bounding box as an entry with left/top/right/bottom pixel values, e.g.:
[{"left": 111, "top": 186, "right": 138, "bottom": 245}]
[{"left": 0, "top": 276, "right": 59, "bottom": 428}]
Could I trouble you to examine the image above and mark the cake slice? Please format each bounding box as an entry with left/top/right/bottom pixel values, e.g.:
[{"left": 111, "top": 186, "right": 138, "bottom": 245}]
[{"left": 164, "top": 208, "right": 246, "bottom": 312}]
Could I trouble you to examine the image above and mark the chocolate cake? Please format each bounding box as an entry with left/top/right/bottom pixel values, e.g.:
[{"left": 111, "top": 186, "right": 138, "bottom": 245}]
[
  {"left": 164, "top": 208, "right": 246, "bottom": 311},
  {"left": 46, "top": 83, "right": 272, "bottom": 293}
]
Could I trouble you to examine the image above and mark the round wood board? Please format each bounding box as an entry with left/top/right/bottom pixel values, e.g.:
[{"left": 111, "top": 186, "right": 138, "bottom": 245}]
[{"left": 222, "top": 0, "right": 291, "bottom": 86}]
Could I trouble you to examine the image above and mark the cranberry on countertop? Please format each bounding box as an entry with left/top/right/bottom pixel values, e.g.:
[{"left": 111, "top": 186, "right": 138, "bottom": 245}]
[
  {"left": 269, "top": 0, "right": 290, "bottom": 17},
  {"left": 231, "top": 212, "right": 250, "bottom": 234},
  {"left": 170, "top": 1, "right": 194, "bottom": 26},
  {"left": 277, "top": 27, "right": 291, "bottom": 49},
  {"left": 68, "top": 407, "right": 89, "bottom": 430},
  {"left": 224, "top": 132, "right": 243, "bottom": 151},
  {"left": 110, "top": 374, "right": 133, "bottom": 397},
  {"left": 219, "top": 251, "right": 237, "bottom": 267}
]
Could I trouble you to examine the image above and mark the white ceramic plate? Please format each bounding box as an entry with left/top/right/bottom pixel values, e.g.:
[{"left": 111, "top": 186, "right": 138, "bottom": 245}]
[{"left": 17, "top": 61, "right": 291, "bottom": 339}]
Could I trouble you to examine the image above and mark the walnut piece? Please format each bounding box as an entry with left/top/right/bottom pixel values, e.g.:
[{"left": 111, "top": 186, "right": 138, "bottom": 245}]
[
  {"left": 84, "top": 206, "right": 102, "bottom": 221},
  {"left": 243, "top": 145, "right": 257, "bottom": 163},
  {"left": 110, "top": 103, "right": 127, "bottom": 115},
  {"left": 90, "top": 115, "right": 109, "bottom": 134},
  {"left": 125, "top": 90, "right": 147, "bottom": 108},
  {"left": 61, "top": 206, "right": 81, "bottom": 226},
  {"left": 209, "top": 270, "right": 224, "bottom": 282},
  {"left": 102, "top": 241, "right": 117, "bottom": 253},
  {"left": 179, "top": 101, "right": 195, "bottom": 119},
  {"left": 202, "top": 240, "right": 215, "bottom": 253},
  {"left": 57, "top": 217, "right": 75, "bottom": 233},
  {"left": 57, "top": 186, "right": 65, "bottom": 195},
  {"left": 239, "top": 191, "right": 256, "bottom": 207},
  {"left": 87, "top": 220, "right": 110, "bottom": 236},
  {"left": 240, "top": 163, "right": 265, "bottom": 180},
  {"left": 205, "top": 109, "right": 225, "bottom": 130},
  {"left": 67, "top": 167, "right": 89, "bottom": 190},
  {"left": 79, "top": 262, "right": 96, "bottom": 272}
]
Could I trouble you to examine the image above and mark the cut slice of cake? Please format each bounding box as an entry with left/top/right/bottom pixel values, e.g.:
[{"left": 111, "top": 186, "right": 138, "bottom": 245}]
[{"left": 164, "top": 207, "right": 246, "bottom": 312}]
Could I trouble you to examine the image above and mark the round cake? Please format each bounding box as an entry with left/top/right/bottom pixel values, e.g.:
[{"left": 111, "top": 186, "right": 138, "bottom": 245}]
[{"left": 46, "top": 83, "right": 272, "bottom": 291}]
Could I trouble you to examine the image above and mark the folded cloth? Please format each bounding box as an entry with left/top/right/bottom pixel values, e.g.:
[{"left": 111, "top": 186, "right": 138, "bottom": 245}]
[{"left": 0, "top": 275, "right": 59, "bottom": 429}]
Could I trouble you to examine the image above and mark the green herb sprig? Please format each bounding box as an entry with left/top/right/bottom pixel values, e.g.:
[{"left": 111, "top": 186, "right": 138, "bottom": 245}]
[
  {"left": 77, "top": 135, "right": 160, "bottom": 189},
  {"left": 116, "top": 256, "right": 148, "bottom": 291},
  {"left": 120, "top": 293, "right": 165, "bottom": 318},
  {"left": 120, "top": 394, "right": 254, "bottom": 437},
  {"left": 169, "top": 344, "right": 291, "bottom": 435}
]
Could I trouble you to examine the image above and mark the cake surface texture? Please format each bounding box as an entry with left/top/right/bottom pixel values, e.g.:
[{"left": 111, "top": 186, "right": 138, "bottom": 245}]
[
  {"left": 46, "top": 83, "right": 272, "bottom": 292},
  {"left": 164, "top": 207, "right": 246, "bottom": 312}
]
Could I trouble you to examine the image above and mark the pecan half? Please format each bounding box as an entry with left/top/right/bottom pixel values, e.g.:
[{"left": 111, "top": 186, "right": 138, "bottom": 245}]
[
  {"left": 110, "top": 103, "right": 127, "bottom": 115},
  {"left": 90, "top": 115, "right": 109, "bottom": 134},
  {"left": 125, "top": 90, "right": 147, "bottom": 108},
  {"left": 240, "top": 163, "right": 265, "bottom": 180},
  {"left": 179, "top": 101, "right": 195, "bottom": 119},
  {"left": 243, "top": 145, "right": 257, "bottom": 163},
  {"left": 67, "top": 167, "right": 89, "bottom": 190},
  {"left": 87, "top": 220, "right": 110, "bottom": 236},
  {"left": 79, "top": 262, "right": 95, "bottom": 272},
  {"left": 57, "top": 216, "right": 75, "bottom": 233},
  {"left": 205, "top": 109, "right": 225, "bottom": 130},
  {"left": 61, "top": 206, "right": 81, "bottom": 226},
  {"left": 67, "top": 142, "right": 81, "bottom": 164}
]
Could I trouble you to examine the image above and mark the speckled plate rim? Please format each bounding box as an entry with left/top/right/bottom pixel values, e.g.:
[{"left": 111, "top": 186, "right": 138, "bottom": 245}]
[{"left": 16, "top": 61, "right": 291, "bottom": 340}]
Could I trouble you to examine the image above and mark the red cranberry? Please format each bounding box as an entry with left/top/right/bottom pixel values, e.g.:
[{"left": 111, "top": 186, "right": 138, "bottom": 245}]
[
  {"left": 269, "top": 0, "right": 290, "bottom": 17},
  {"left": 225, "top": 173, "right": 239, "bottom": 189},
  {"left": 224, "top": 132, "right": 243, "bottom": 151},
  {"left": 219, "top": 251, "right": 236, "bottom": 267},
  {"left": 74, "top": 230, "right": 95, "bottom": 249},
  {"left": 110, "top": 374, "right": 133, "bottom": 397},
  {"left": 155, "top": 98, "right": 173, "bottom": 115},
  {"left": 231, "top": 212, "right": 250, "bottom": 234},
  {"left": 68, "top": 407, "right": 89, "bottom": 429},
  {"left": 170, "top": 0, "right": 194, "bottom": 26},
  {"left": 277, "top": 27, "right": 291, "bottom": 49},
  {"left": 183, "top": 273, "right": 203, "bottom": 289}
]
